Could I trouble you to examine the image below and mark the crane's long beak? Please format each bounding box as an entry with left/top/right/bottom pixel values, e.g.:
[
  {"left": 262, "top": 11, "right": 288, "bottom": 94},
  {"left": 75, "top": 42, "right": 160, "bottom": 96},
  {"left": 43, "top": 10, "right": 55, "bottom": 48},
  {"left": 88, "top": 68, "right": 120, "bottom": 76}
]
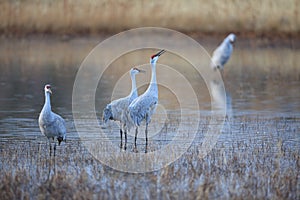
[
  {"left": 138, "top": 69, "right": 146, "bottom": 73},
  {"left": 155, "top": 49, "right": 166, "bottom": 57},
  {"left": 231, "top": 40, "right": 236, "bottom": 47}
]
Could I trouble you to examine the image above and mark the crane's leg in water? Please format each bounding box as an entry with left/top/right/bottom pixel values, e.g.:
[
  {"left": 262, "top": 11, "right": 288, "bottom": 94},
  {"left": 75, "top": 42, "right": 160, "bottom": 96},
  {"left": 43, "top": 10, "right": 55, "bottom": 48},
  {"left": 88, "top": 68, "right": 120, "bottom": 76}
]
[
  {"left": 54, "top": 143, "right": 57, "bottom": 157},
  {"left": 124, "top": 129, "right": 127, "bottom": 150},
  {"left": 119, "top": 125, "right": 123, "bottom": 148},
  {"left": 134, "top": 127, "right": 138, "bottom": 148},
  {"left": 145, "top": 123, "right": 148, "bottom": 153},
  {"left": 49, "top": 142, "right": 52, "bottom": 157}
]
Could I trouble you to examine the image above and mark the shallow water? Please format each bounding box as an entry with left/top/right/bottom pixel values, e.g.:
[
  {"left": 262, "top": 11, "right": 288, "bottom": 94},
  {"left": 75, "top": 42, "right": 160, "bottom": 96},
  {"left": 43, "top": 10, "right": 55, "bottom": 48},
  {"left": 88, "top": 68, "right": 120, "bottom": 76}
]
[
  {"left": 0, "top": 36, "right": 299, "bottom": 139},
  {"left": 0, "top": 35, "right": 299, "bottom": 198}
]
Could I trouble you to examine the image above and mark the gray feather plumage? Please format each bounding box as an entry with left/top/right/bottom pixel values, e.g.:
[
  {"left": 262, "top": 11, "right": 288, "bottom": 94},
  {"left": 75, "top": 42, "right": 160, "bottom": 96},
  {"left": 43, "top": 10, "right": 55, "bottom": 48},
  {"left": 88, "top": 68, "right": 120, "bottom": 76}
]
[
  {"left": 128, "top": 51, "right": 165, "bottom": 129},
  {"left": 39, "top": 112, "right": 66, "bottom": 139},
  {"left": 103, "top": 94, "right": 137, "bottom": 124},
  {"left": 128, "top": 89, "right": 157, "bottom": 127},
  {"left": 211, "top": 33, "right": 236, "bottom": 70},
  {"left": 102, "top": 68, "right": 141, "bottom": 131},
  {"left": 38, "top": 85, "right": 66, "bottom": 144}
]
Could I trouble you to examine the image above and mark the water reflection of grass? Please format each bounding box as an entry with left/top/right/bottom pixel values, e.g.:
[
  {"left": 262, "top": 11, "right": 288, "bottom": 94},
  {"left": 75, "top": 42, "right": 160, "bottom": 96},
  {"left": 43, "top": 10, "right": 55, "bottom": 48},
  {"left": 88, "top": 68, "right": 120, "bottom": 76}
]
[
  {"left": 0, "top": 116, "right": 299, "bottom": 199},
  {"left": 0, "top": 37, "right": 299, "bottom": 81}
]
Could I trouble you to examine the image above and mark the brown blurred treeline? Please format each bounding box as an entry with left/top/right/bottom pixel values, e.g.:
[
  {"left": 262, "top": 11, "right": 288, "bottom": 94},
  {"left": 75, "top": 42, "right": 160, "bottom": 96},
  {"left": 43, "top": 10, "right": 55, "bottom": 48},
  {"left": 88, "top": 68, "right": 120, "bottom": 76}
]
[{"left": 0, "top": 0, "right": 299, "bottom": 35}]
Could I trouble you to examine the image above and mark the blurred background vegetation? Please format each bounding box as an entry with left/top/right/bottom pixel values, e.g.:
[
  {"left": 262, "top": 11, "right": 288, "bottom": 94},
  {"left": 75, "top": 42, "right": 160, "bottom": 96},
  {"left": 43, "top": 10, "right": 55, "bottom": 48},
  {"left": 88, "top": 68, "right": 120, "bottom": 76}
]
[{"left": 0, "top": 0, "right": 299, "bottom": 36}]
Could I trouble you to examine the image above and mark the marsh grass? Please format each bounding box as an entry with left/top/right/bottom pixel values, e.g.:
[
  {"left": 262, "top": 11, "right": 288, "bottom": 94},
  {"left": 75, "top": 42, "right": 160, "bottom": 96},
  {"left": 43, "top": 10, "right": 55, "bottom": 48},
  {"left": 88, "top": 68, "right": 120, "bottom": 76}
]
[
  {"left": 0, "top": 116, "right": 299, "bottom": 199},
  {"left": 0, "top": 0, "right": 299, "bottom": 35}
]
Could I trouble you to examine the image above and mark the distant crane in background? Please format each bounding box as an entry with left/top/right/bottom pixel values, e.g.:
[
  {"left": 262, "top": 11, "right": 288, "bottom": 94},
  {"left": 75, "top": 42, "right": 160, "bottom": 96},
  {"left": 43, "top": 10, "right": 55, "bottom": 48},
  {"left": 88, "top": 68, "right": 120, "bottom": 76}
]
[
  {"left": 211, "top": 33, "right": 236, "bottom": 71},
  {"left": 128, "top": 50, "right": 165, "bottom": 151},
  {"left": 39, "top": 84, "right": 66, "bottom": 156},
  {"left": 103, "top": 67, "right": 145, "bottom": 149}
]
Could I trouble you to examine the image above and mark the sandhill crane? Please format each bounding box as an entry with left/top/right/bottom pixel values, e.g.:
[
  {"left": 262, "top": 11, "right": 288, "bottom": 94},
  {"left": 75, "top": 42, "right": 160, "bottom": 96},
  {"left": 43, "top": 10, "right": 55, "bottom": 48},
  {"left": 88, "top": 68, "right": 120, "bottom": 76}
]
[
  {"left": 39, "top": 84, "right": 66, "bottom": 156},
  {"left": 128, "top": 50, "right": 165, "bottom": 150},
  {"left": 103, "top": 67, "right": 145, "bottom": 149},
  {"left": 211, "top": 33, "right": 236, "bottom": 71}
]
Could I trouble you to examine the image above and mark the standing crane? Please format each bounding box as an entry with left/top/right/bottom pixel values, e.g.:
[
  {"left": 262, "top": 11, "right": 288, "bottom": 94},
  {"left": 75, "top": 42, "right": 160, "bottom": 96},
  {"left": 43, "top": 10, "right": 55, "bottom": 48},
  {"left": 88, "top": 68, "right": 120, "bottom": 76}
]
[
  {"left": 211, "top": 33, "right": 236, "bottom": 71},
  {"left": 128, "top": 49, "right": 165, "bottom": 151},
  {"left": 39, "top": 84, "right": 66, "bottom": 156},
  {"left": 103, "top": 67, "right": 145, "bottom": 149}
]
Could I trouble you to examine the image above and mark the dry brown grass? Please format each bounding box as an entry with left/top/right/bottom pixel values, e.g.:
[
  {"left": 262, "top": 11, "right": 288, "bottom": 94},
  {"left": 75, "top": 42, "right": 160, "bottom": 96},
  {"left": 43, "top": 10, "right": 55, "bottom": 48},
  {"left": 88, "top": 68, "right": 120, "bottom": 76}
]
[
  {"left": 0, "top": 116, "right": 299, "bottom": 199},
  {"left": 0, "top": 0, "right": 299, "bottom": 35}
]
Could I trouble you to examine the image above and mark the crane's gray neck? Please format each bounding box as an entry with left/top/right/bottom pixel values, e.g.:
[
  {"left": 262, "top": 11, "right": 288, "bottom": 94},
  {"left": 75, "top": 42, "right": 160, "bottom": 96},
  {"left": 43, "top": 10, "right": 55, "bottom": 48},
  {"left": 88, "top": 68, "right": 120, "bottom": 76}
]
[
  {"left": 129, "top": 73, "right": 137, "bottom": 97},
  {"left": 43, "top": 91, "right": 52, "bottom": 112},
  {"left": 150, "top": 62, "right": 157, "bottom": 85},
  {"left": 147, "top": 62, "right": 158, "bottom": 96}
]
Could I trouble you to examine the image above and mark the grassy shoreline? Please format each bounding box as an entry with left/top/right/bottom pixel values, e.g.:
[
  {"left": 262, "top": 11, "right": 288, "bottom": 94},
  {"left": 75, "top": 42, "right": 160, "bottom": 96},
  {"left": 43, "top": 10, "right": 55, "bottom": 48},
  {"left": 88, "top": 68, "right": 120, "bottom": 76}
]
[
  {"left": 0, "top": 0, "right": 299, "bottom": 36},
  {"left": 0, "top": 116, "right": 299, "bottom": 199}
]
